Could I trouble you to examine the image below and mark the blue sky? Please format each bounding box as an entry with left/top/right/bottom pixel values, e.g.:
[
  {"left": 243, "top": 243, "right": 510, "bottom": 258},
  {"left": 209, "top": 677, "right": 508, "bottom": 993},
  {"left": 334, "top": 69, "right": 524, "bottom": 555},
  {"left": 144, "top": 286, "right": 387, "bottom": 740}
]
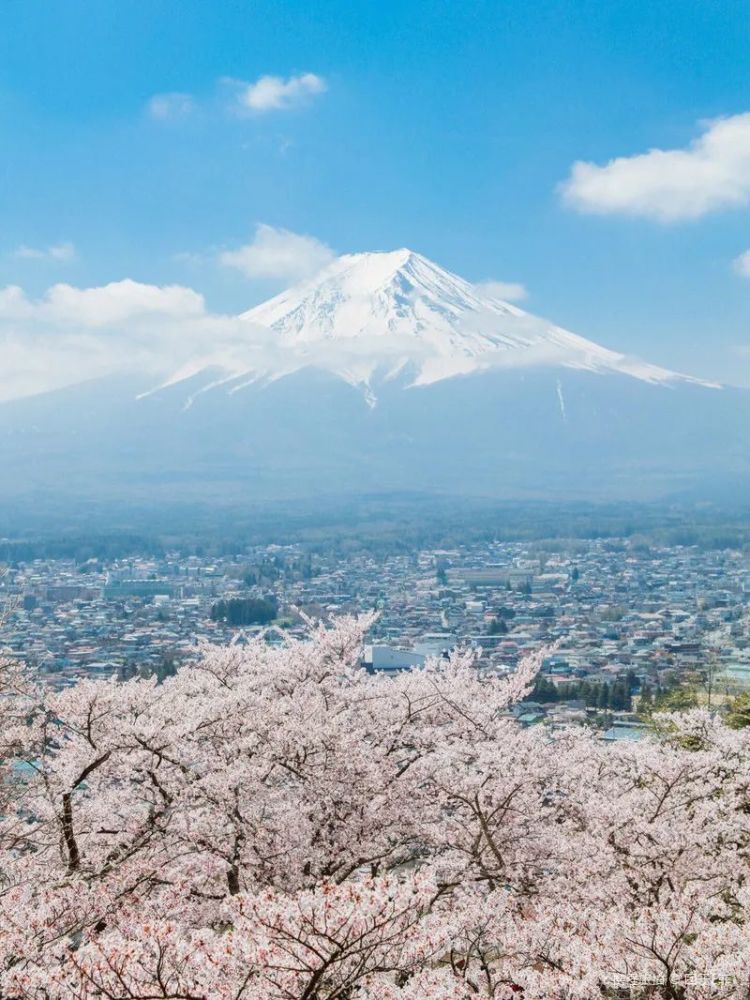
[{"left": 1, "top": 0, "right": 750, "bottom": 388}]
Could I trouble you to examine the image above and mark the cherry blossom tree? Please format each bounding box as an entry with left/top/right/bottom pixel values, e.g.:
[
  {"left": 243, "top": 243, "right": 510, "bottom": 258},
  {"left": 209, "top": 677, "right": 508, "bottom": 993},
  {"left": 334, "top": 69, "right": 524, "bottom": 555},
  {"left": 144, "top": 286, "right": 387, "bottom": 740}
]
[{"left": 1, "top": 614, "right": 749, "bottom": 999}]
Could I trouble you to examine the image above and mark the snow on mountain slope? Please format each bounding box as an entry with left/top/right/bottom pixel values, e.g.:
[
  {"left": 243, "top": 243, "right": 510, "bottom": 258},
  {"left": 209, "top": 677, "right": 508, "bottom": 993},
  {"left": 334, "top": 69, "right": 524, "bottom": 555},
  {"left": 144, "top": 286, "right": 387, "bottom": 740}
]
[
  {"left": 236, "top": 249, "right": 709, "bottom": 391},
  {"left": 0, "top": 249, "right": 742, "bottom": 509}
]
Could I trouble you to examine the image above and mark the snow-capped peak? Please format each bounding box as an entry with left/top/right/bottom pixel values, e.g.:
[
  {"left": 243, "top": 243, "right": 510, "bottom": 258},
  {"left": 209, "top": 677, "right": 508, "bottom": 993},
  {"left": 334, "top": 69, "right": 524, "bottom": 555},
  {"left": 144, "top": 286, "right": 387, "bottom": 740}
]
[
  {"left": 237, "top": 248, "right": 707, "bottom": 390},
  {"left": 241, "top": 248, "right": 527, "bottom": 347},
  {"left": 148, "top": 249, "right": 713, "bottom": 407}
]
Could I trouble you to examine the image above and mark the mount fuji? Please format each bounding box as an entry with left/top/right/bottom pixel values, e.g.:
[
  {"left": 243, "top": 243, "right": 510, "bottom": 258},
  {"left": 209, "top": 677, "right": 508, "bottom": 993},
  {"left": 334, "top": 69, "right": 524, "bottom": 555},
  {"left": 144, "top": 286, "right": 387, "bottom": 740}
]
[
  {"left": 157, "top": 249, "right": 710, "bottom": 405},
  {"left": 0, "top": 248, "right": 748, "bottom": 519}
]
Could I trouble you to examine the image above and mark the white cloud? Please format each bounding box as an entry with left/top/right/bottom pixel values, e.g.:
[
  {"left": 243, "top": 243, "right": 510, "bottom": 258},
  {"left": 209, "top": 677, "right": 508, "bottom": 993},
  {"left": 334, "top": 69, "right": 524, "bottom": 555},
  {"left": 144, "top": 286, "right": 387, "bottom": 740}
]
[
  {"left": 43, "top": 280, "right": 205, "bottom": 326},
  {"left": 474, "top": 280, "right": 528, "bottom": 303},
  {"left": 147, "top": 92, "right": 195, "bottom": 120},
  {"left": 0, "top": 278, "right": 279, "bottom": 402},
  {"left": 733, "top": 249, "right": 750, "bottom": 278},
  {"left": 145, "top": 73, "right": 326, "bottom": 121},
  {"left": 13, "top": 242, "right": 76, "bottom": 262},
  {"left": 560, "top": 112, "right": 750, "bottom": 222},
  {"left": 230, "top": 72, "right": 327, "bottom": 114},
  {"left": 219, "top": 224, "right": 335, "bottom": 282},
  {"left": 0, "top": 279, "right": 205, "bottom": 328}
]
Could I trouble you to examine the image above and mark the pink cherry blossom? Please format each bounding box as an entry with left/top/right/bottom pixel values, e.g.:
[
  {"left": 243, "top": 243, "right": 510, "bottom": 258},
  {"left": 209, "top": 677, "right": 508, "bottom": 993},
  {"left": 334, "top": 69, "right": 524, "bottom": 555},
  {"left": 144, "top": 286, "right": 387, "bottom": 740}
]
[{"left": 1, "top": 615, "right": 749, "bottom": 998}]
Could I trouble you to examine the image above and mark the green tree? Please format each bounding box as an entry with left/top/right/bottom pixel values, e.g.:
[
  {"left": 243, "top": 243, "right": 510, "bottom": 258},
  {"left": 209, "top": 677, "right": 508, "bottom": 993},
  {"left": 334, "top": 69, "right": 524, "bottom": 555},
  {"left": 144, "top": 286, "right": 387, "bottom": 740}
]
[
  {"left": 211, "top": 596, "right": 278, "bottom": 626},
  {"left": 652, "top": 685, "right": 699, "bottom": 713},
  {"left": 638, "top": 684, "right": 653, "bottom": 715},
  {"left": 726, "top": 692, "right": 750, "bottom": 729},
  {"left": 487, "top": 617, "right": 508, "bottom": 635}
]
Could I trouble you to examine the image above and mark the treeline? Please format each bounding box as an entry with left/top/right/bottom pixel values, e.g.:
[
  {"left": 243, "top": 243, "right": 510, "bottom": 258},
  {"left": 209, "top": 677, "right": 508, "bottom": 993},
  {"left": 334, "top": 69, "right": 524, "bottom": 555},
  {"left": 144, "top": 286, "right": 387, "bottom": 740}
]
[
  {"left": 541, "top": 681, "right": 750, "bottom": 723},
  {"left": 533, "top": 672, "right": 637, "bottom": 711},
  {"left": 210, "top": 596, "right": 279, "bottom": 626},
  {"left": 0, "top": 534, "right": 164, "bottom": 564},
  {"left": 5, "top": 499, "right": 750, "bottom": 563}
]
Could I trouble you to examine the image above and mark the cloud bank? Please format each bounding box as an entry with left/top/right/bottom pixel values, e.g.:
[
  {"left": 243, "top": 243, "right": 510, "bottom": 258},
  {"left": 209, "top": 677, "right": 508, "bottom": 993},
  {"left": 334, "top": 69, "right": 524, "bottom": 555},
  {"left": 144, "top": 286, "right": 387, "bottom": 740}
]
[
  {"left": 560, "top": 112, "right": 750, "bottom": 222},
  {"left": 219, "top": 224, "right": 335, "bottom": 282},
  {"left": 0, "top": 279, "right": 276, "bottom": 403},
  {"left": 0, "top": 225, "right": 337, "bottom": 402}
]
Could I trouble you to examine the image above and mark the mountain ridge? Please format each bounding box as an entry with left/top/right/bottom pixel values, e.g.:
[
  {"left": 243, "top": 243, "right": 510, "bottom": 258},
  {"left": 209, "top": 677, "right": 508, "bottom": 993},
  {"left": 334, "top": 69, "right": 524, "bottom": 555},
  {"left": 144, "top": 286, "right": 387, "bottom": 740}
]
[
  {"left": 0, "top": 248, "right": 743, "bottom": 514},
  {"left": 158, "top": 248, "right": 715, "bottom": 402}
]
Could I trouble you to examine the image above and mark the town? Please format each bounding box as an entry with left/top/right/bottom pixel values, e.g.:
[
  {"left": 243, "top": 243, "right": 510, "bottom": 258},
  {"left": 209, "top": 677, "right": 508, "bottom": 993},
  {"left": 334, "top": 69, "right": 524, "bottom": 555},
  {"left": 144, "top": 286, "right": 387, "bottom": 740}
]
[{"left": 2, "top": 537, "right": 749, "bottom": 736}]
